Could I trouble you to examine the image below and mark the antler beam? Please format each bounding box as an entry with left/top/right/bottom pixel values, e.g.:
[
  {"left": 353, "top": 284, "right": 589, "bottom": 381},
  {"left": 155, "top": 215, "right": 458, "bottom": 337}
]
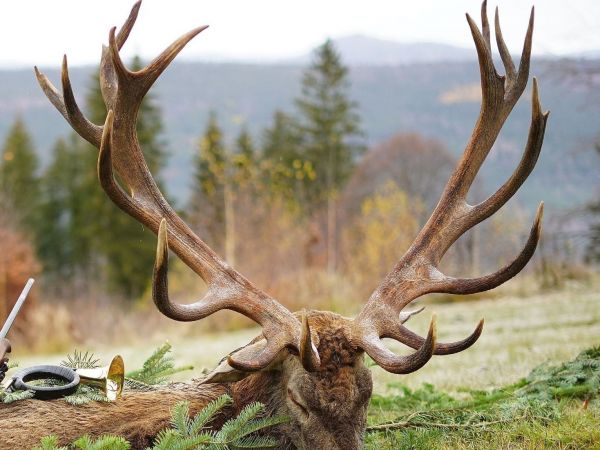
[{"left": 354, "top": 0, "right": 549, "bottom": 371}]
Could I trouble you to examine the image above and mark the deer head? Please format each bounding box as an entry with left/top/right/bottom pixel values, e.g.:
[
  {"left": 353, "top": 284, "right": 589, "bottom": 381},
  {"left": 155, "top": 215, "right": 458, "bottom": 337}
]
[{"left": 36, "top": 1, "right": 548, "bottom": 448}]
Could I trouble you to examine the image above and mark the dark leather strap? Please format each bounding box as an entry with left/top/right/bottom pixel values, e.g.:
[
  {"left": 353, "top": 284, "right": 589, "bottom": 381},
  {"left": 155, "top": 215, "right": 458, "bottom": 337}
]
[{"left": 10, "top": 365, "right": 80, "bottom": 400}]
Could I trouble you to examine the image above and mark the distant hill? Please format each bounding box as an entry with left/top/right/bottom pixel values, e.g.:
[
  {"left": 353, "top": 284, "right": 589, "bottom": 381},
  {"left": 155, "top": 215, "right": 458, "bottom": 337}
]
[
  {"left": 215, "top": 34, "right": 575, "bottom": 66},
  {"left": 0, "top": 57, "right": 597, "bottom": 213},
  {"left": 322, "top": 35, "right": 475, "bottom": 65}
]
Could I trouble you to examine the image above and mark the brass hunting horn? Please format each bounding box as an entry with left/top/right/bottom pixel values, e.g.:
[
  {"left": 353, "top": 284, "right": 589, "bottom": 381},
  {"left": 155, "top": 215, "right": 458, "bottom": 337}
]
[{"left": 76, "top": 355, "right": 125, "bottom": 401}]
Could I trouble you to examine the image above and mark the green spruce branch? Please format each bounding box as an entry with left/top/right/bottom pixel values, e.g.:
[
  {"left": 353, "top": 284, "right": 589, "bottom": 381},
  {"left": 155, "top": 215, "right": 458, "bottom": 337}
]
[{"left": 367, "top": 346, "right": 600, "bottom": 433}]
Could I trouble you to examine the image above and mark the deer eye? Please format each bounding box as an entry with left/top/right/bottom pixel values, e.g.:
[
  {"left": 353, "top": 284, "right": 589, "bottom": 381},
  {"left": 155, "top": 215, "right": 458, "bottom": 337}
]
[{"left": 287, "top": 388, "right": 309, "bottom": 418}]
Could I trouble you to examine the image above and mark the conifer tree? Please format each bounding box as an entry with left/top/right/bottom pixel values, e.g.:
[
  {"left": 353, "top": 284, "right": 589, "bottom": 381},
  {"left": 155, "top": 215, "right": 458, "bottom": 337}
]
[
  {"left": 295, "top": 39, "right": 363, "bottom": 201},
  {"left": 294, "top": 39, "right": 364, "bottom": 271},
  {"left": 190, "top": 111, "right": 227, "bottom": 253},
  {"left": 262, "top": 110, "right": 309, "bottom": 205},
  {"left": 262, "top": 111, "right": 300, "bottom": 164},
  {"left": 0, "top": 117, "right": 39, "bottom": 231},
  {"left": 234, "top": 126, "right": 256, "bottom": 186},
  {"left": 36, "top": 136, "right": 95, "bottom": 279}
]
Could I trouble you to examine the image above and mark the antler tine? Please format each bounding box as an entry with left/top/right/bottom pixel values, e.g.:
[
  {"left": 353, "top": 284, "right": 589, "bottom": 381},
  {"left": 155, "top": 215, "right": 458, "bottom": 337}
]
[
  {"left": 430, "top": 203, "right": 543, "bottom": 296},
  {"left": 514, "top": 8, "right": 535, "bottom": 97},
  {"left": 299, "top": 312, "right": 321, "bottom": 372},
  {"left": 116, "top": 0, "right": 141, "bottom": 49},
  {"left": 108, "top": 24, "right": 208, "bottom": 105},
  {"left": 153, "top": 219, "right": 231, "bottom": 318},
  {"left": 34, "top": 62, "right": 102, "bottom": 147},
  {"left": 34, "top": 68, "right": 67, "bottom": 121},
  {"left": 98, "top": 110, "right": 146, "bottom": 218},
  {"left": 108, "top": 27, "right": 134, "bottom": 84},
  {"left": 494, "top": 7, "right": 516, "bottom": 80},
  {"left": 136, "top": 26, "right": 209, "bottom": 96},
  {"left": 61, "top": 56, "right": 103, "bottom": 147},
  {"left": 99, "top": 0, "right": 143, "bottom": 111},
  {"left": 361, "top": 315, "right": 437, "bottom": 374},
  {"left": 469, "top": 78, "right": 548, "bottom": 224},
  {"left": 466, "top": 12, "right": 500, "bottom": 106},
  {"left": 387, "top": 319, "right": 485, "bottom": 356},
  {"left": 354, "top": 2, "right": 547, "bottom": 375},
  {"left": 399, "top": 306, "right": 425, "bottom": 324},
  {"left": 480, "top": 0, "right": 491, "bottom": 52}
]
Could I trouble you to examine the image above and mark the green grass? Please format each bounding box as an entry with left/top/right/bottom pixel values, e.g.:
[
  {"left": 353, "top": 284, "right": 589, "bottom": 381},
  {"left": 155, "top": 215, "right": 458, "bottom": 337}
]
[
  {"left": 366, "top": 402, "right": 600, "bottom": 450},
  {"left": 365, "top": 346, "right": 600, "bottom": 449}
]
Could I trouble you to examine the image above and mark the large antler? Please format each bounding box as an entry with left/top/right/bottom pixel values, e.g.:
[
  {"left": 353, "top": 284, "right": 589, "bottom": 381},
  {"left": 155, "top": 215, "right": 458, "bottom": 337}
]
[
  {"left": 353, "top": 1, "right": 549, "bottom": 373},
  {"left": 35, "top": 1, "right": 320, "bottom": 372}
]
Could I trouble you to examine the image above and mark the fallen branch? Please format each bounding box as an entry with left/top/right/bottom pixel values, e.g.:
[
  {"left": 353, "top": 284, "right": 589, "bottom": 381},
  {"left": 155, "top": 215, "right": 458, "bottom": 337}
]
[{"left": 367, "top": 413, "right": 531, "bottom": 432}]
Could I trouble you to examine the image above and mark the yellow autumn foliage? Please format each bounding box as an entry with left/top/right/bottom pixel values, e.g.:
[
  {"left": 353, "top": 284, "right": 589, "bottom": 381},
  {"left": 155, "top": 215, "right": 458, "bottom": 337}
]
[{"left": 343, "top": 181, "right": 422, "bottom": 296}]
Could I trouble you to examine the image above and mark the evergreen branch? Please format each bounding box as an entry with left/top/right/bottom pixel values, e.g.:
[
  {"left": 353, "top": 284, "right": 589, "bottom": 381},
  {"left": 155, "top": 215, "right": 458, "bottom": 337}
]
[
  {"left": 126, "top": 342, "right": 193, "bottom": 385},
  {"left": 188, "top": 395, "right": 233, "bottom": 435},
  {"left": 232, "top": 415, "right": 290, "bottom": 440},
  {"left": 367, "top": 413, "right": 531, "bottom": 432},
  {"left": 147, "top": 430, "right": 180, "bottom": 450},
  {"left": 124, "top": 377, "right": 157, "bottom": 391},
  {"left": 170, "top": 401, "right": 193, "bottom": 435},
  {"left": 216, "top": 402, "right": 264, "bottom": 442},
  {"left": 63, "top": 385, "right": 110, "bottom": 406},
  {"left": 149, "top": 396, "right": 285, "bottom": 449},
  {"left": 0, "top": 389, "right": 34, "bottom": 403},
  {"left": 160, "top": 434, "right": 213, "bottom": 450},
  {"left": 32, "top": 435, "right": 68, "bottom": 450}
]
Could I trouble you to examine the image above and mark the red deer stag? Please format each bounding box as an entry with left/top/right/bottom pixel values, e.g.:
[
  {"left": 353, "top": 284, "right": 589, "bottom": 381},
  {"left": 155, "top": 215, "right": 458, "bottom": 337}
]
[{"left": 0, "top": 1, "right": 548, "bottom": 448}]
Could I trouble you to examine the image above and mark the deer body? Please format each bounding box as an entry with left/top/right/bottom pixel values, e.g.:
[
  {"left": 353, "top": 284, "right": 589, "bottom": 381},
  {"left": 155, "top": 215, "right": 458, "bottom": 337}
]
[
  {"left": 0, "top": 313, "right": 371, "bottom": 449},
  {"left": 0, "top": 383, "right": 229, "bottom": 449},
  {"left": 1, "top": 1, "right": 548, "bottom": 449}
]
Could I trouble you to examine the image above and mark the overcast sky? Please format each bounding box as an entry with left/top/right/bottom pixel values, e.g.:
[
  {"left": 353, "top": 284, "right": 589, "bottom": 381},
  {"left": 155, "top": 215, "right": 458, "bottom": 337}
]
[{"left": 1, "top": 0, "right": 599, "bottom": 68}]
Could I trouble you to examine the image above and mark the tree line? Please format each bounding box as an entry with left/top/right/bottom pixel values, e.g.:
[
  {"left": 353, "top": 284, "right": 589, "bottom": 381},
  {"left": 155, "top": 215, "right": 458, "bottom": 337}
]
[{"left": 0, "top": 41, "right": 367, "bottom": 302}]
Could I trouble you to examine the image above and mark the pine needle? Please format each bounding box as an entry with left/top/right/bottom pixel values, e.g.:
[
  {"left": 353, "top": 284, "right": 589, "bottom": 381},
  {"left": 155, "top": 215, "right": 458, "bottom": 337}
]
[{"left": 61, "top": 350, "right": 100, "bottom": 369}]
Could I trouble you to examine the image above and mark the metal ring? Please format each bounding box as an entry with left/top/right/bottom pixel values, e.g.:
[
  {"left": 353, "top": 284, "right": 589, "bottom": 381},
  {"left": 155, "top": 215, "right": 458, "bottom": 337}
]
[{"left": 11, "top": 365, "right": 80, "bottom": 400}]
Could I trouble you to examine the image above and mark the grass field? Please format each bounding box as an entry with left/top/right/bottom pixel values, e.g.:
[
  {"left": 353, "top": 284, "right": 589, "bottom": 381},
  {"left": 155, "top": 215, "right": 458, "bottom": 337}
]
[{"left": 14, "top": 278, "right": 600, "bottom": 449}]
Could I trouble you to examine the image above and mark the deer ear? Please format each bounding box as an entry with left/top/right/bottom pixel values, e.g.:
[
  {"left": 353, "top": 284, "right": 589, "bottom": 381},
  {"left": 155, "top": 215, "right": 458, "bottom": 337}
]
[{"left": 201, "top": 338, "right": 287, "bottom": 384}]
